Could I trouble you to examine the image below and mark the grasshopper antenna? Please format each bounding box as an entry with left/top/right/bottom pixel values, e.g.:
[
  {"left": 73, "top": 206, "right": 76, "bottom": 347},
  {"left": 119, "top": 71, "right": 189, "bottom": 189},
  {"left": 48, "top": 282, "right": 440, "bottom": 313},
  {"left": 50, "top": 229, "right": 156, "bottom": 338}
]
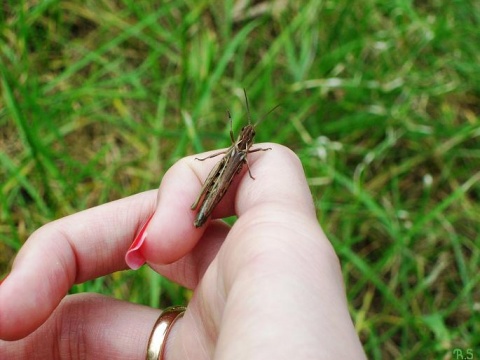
[
  {"left": 243, "top": 88, "right": 280, "bottom": 126},
  {"left": 254, "top": 103, "right": 281, "bottom": 127},
  {"left": 243, "top": 88, "right": 252, "bottom": 125}
]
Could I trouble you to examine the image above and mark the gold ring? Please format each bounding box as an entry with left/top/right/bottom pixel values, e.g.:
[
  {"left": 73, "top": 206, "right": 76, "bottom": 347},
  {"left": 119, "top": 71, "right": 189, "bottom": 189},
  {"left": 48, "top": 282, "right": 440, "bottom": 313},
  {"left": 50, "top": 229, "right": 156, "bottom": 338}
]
[{"left": 146, "top": 305, "right": 186, "bottom": 360}]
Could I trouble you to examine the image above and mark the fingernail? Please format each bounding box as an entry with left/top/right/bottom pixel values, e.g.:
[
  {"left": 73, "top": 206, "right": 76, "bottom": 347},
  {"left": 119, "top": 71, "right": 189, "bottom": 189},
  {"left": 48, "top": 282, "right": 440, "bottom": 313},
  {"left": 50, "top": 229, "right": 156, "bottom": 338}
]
[
  {"left": 125, "top": 212, "right": 155, "bottom": 270},
  {"left": 0, "top": 273, "right": 8, "bottom": 285}
]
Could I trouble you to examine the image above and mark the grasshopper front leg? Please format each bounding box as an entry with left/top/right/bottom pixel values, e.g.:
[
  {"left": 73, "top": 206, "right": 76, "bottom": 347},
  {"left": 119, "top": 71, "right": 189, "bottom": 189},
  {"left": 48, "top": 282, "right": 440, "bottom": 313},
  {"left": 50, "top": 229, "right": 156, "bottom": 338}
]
[
  {"left": 244, "top": 147, "right": 271, "bottom": 179},
  {"left": 195, "top": 151, "right": 228, "bottom": 161}
]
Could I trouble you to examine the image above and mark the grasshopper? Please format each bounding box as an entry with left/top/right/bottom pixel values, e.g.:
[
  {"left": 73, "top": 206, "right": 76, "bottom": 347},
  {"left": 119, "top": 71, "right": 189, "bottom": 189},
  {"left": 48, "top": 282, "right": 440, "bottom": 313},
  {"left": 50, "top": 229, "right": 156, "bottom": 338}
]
[{"left": 191, "top": 89, "right": 278, "bottom": 227}]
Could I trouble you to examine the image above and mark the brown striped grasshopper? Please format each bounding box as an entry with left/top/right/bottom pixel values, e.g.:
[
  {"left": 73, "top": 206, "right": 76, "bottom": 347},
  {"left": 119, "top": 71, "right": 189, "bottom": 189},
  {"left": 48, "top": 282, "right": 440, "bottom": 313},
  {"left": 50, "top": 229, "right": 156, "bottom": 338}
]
[{"left": 191, "top": 89, "right": 279, "bottom": 227}]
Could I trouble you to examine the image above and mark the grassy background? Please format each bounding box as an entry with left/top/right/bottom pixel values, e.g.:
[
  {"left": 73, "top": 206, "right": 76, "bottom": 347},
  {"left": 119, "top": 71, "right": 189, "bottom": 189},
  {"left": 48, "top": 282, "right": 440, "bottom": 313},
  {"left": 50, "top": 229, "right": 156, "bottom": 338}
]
[{"left": 1, "top": 0, "right": 479, "bottom": 358}]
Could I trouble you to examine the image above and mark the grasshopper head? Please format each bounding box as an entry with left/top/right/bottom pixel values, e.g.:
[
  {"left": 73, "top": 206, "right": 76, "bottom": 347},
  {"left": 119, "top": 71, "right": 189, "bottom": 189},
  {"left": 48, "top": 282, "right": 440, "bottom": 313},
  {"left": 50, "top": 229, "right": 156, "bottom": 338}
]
[{"left": 237, "top": 124, "right": 256, "bottom": 150}]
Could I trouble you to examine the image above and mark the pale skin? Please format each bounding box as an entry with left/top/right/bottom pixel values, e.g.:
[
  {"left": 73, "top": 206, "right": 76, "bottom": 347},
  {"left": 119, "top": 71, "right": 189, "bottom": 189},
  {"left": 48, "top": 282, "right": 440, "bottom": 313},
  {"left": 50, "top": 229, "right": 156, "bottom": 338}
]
[{"left": 0, "top": 144, "right": 366, "bottom": 359}]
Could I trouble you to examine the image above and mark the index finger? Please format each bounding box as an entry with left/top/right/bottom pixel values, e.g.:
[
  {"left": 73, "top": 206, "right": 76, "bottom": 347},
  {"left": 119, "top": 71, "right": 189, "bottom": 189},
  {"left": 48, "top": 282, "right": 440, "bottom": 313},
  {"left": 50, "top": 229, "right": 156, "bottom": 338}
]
[{"left": 0, "top": 191, "right": 157, "bottom": 340}]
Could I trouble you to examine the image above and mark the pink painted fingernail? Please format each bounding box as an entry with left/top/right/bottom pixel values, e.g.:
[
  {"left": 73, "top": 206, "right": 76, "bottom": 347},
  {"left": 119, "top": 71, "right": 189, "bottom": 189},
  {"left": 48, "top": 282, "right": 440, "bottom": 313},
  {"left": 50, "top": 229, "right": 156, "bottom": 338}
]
[
  {"left": 0, "top": 273, "right": 8, "bottom": 285},
  {"left": 125, "top": 212, "right": 155, "bottom": 270}
]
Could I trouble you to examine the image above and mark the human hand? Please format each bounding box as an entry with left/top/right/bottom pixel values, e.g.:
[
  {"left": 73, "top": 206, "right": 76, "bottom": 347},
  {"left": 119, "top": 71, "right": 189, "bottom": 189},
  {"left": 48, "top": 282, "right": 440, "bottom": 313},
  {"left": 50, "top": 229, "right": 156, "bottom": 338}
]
[{"left": 0, "top": 144, "right": 365, "bottom": 359}]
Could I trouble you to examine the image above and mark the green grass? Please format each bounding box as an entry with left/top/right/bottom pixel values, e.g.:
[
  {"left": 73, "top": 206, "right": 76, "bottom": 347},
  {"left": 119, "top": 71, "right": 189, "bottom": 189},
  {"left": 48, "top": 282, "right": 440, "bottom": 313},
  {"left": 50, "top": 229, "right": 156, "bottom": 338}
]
[{"left": 1, "top": 0, "right": 479, "bottom": 358}]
